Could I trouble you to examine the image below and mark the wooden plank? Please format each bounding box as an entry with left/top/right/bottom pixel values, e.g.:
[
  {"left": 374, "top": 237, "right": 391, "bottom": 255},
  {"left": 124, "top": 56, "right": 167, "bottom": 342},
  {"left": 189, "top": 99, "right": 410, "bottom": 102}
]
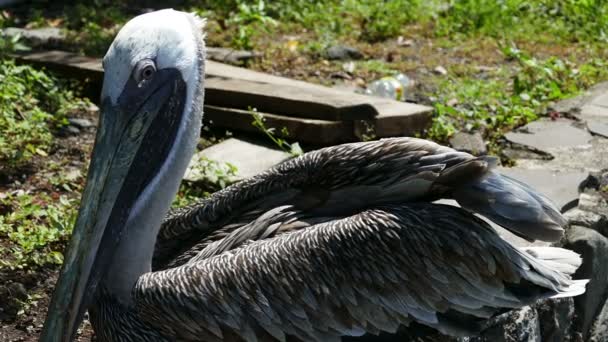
[
  {"left": 354, "top": 106, "right": 433, "bottom": 139},
  {"left": 15, "top": 50, "right": 103, "bottom": 82},
  {"left": 14, "top": 50, "right": 431, "bottom": 120},
  {"left": 14, "top": 50, "right": 433, "bottom": 142},
  {"left": 206, "top": 78, "right": 375, "bottom": 120},
  {"left": 204, "top": 105, "right": 354, "bottom": 145}
]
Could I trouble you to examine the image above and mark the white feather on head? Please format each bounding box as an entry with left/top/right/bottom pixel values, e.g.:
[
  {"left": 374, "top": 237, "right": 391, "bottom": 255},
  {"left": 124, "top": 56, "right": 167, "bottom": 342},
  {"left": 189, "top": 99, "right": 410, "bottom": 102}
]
[{"left": 101, "top": 9, "right": 205, "bottom": 105}]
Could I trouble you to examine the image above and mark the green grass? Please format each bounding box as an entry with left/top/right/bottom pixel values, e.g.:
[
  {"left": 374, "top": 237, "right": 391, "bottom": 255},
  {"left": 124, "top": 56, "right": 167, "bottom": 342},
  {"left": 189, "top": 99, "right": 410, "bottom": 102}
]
[
  {"left": 0, "top": 192, "right": 77, "bottom": 270},
  {"left": 0, "top": 58, "right": 90, "bottom": 173},
  {"left": 427, "top": 46, "right": 608, "bottom": 151},
  {"left": 7, "top": 1, "right": 608, "bottom": 52}
]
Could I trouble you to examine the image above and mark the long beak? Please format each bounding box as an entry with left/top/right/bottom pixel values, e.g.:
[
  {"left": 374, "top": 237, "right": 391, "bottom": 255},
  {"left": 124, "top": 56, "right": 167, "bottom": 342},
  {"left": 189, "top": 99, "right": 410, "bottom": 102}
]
[{"left": 40, "top": 69, "right": 186, "bottom": 342}]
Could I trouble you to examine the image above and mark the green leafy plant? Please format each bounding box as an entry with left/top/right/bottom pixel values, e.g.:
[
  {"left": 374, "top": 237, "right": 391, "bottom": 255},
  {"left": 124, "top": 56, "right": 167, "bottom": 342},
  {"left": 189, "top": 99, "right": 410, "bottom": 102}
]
[
  {"left": 0, "top": 59, "right": 90, "bottom": 173},
  {"left": 427, "top": 46, "right": 607, "bottom": 149},
  {"left": 228, "top": 0, "right": 277, "bottom": 50},
  {"left": 0, "top": 192, "right": 77, "bottom": 270},
  {"left": 250, "top": 108, "right": 303, "bottom": 157},
  {"left": 0, "top": 34, "right": 29, "bottom": 58}
]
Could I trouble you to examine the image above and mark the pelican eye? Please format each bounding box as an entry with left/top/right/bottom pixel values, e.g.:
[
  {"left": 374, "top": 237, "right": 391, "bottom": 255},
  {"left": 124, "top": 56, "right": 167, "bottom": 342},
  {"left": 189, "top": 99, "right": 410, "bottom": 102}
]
[{"left": 134, "top": 59, "right": 156, "bottom": 84}]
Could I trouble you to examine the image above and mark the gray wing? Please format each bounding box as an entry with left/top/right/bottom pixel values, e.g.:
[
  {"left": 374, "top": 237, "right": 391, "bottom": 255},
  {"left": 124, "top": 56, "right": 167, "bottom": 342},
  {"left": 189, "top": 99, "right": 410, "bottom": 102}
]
[
  {"left": 137, "top": 204, "right": 579, "bottom": 342},
  {"left": 153, "top": 138, "right": 565, "bottom": 269}
]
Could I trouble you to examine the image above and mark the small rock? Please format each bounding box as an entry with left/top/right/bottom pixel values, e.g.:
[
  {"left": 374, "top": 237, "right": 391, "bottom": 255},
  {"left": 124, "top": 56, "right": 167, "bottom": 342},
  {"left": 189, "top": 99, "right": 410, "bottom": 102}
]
[
  {"left": 0, "top": 282, "right": 27, "bottom": 321},
  {"left": 63, "top": 167, "right": 82, "bottom": 182},
  {"left": 68, "top": 117, "right": 94, "bottom": 129},
  {"left": 329, "top": 71, "right": 351, "bottom": 80},
  {"left": 7, "top": 283, "right": 27, "bottom": 301},
  {"left": 449, "top": 131, "right": 486, "bottom": 155},
  {"left": 537, "top": 298, "right": 575, "bottom": 342},
  {"left": 86, "top": 102, "right": 99, "bottom": 114},
  {"left": 58, "top": 125, "right": 80, "bottom": 136},
  {"left": 579, "top": 169, "right": 608, "bottom": 193},
  {"left": 397, "top": 36, "right": 414, "bottom": 46},
  {"left": 433, "top": 66, "right": 448, "bottom": 76},
  {"left": 564, "top": 207, "right": 608, "bottom": 237},
  {"left": 479, "top": 306, "right": 541, "bottom": 342},
  {"left": 476, "top": 65, "right": 496, "bottom": 72},
  {"left": 206, "top": 47, "right": 260, "bottom": 65},
  {"left": 446, "top": 98, "right": 458, "bottom": 107},
  {"left": 342, "top": 61, "right": 355, "bottom": 73},
  {"left": 578, "top": 192, "right": 608, "bottom": 217},
  {"left": 563, "top": 225, "right": 608, "bottom": 338},
  {"left": 325, "top": 45, "right": 363, "bottom": 60}
]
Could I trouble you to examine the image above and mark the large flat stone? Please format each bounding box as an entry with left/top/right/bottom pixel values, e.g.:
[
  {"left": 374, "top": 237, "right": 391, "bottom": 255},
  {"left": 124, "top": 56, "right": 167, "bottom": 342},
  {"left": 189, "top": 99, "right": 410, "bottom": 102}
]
[
  {"left": 1, "top": 27, "right": 65, "bottom": 48},
  {"left": 504, "top": 119, "right": 592, "bottom": 154},
  {"left": 588, "top": 119, "right": 608, "bottom": 138},
  {"left": 580, "top": 90, "right": 608, "bottom": 119},
  {"left": 552, "top": 81, "right": 608, "bottom": 119},
  {"left": 497, "top": 167, "right": 587, "bottom": 211},
  {"left": 184, "top": 138, "right": 291, "bottom": 183}
]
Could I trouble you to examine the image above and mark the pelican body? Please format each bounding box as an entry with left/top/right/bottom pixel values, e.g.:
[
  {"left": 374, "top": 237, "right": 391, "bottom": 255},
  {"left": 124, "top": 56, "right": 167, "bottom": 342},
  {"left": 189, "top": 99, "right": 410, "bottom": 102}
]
[{"left": 42, "top": 9, "right": 587, "bottom": 342}]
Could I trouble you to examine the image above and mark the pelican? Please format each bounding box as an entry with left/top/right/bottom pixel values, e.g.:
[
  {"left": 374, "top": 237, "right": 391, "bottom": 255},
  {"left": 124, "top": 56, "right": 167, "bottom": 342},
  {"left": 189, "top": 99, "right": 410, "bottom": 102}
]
[{"left": 42, "top": 9, "right": 587, "bottom": 342}]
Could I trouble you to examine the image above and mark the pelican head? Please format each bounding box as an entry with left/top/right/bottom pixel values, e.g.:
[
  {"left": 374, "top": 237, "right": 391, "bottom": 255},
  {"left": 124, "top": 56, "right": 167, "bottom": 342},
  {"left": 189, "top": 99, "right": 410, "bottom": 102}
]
[{"left": 41, "top": 9, "right": 205, "bottom": 341}]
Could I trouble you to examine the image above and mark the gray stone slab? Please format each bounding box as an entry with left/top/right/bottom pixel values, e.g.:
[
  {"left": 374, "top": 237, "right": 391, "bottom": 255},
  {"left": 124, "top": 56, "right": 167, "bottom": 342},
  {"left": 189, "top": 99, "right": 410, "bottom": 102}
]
[
  {"left": 1, "top": 27, "right": 65, "bottom": 48},
  {"left": 498, "top": 167, "right": 587, "bottom": 211},
  {"left": 588, "top": 119, "right": 608, "bottom": 138},
  {"left": 206, "top": 47, "right": 260, "bottom": 65},
  {"left": 505, "top": 118, "right": 592, "bottom": 154},
  {"left": 552, "top": 81, "right": 608, "bottom": 118},
  {"left": 184, "top": 138, "right": 291, "bottom": 183},
  {"left": 583, "top": 91, "right": 608, "bottom": 117}
]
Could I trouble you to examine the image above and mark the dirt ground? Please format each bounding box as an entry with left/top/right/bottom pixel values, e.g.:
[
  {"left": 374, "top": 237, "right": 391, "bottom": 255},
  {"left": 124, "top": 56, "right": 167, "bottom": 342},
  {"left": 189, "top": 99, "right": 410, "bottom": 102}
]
[{"left": 0, "top": 107, "right": 97, "bottom": 341}]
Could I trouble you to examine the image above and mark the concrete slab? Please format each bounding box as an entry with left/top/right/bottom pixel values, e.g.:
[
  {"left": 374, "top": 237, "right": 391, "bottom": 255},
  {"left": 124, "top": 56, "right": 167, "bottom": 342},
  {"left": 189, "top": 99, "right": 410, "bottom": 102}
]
[
  {"left": 505, "top": 119, "right": 592, "bottom": 154},
  {"left": 1, "top": 27, "right": 65, "bottom": 48},
  {"left": 588, "top": 119, "right": 608, "bottom": 138},
  {"left": 184, "top": 138, "right": 291, "bottom": 183},
  {"left": 552, "top": 81, "right": 608, "bottom": 118}
]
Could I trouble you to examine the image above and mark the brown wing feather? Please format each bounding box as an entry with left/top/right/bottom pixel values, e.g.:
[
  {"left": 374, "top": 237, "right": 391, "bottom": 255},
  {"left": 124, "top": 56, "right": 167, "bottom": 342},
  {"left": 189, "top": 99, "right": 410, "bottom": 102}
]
[
  {"left": 153, "top": 138, "right": 483, "bottom": 269},
  {"left": 138, "top": 204, "right": 574, "bottom": 341}
]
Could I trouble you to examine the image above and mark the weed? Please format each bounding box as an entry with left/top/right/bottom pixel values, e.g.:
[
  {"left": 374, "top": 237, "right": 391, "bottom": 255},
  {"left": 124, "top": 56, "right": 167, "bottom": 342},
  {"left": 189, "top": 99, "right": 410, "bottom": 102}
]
[
  {"left": 0, "top": 59, "right": 90, "bottom": 173},
  {"left": 427, "top": 46, "right": 608, "bottom": 149},
  {"left": 0, "top": 192, "right": 77, "bottom": 270},
  {"left": 227, "top": 0, "right": 277, "bottom": 50},
  {"left": 250, "top": 108, "right": 303, "bottom": 157}
]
